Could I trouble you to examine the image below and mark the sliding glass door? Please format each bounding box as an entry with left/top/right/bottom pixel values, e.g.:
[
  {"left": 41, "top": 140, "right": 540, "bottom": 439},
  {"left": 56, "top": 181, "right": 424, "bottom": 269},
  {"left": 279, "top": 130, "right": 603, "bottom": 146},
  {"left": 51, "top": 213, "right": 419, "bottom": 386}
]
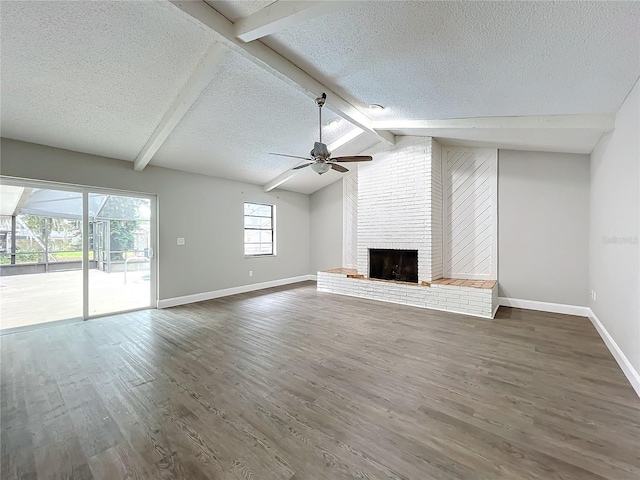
[
  {"left": 87, "top": 192, "right": 154, "bottom": 317},
  {"left": 0, "top": 178, "right": 156, "bottom": 332},
  {"left": 0, "top": 184, "right": 84, "bottom": 330}
]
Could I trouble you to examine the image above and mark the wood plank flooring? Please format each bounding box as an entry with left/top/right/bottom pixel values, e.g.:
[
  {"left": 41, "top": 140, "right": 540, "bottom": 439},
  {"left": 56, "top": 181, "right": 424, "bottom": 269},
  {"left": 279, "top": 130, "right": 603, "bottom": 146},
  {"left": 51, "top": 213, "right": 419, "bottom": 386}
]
[{"left": 2, "top": 281, "right": 639, "bottom": 479}]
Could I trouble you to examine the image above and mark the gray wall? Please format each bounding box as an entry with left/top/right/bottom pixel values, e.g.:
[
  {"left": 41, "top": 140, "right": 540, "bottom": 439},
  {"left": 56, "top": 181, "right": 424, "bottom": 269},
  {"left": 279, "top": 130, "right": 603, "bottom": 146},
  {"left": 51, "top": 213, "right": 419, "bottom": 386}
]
[
  {"left": 0, "top": 139, "right": 311, "bottom": 301},
  {"left": 498, "top": 150, "right": 590, "bottom": 306},
  {"left": 309, "top": 179, "right": 343, "bottom": 273},
  {"left": 589, "top": 78, "right": 640, "bottom": 376}
]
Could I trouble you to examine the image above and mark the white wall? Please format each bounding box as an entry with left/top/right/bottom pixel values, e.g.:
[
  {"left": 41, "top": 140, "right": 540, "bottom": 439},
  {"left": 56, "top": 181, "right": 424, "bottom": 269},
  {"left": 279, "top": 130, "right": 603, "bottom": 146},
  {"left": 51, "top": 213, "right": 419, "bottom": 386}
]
[
  {"left": 0, "top": 139, "right": 311, "bottom": 301},
  {"left": 498, "top": 150, "right": 590, "bottom": 306},
  {"left": 589, "top": 78, "right": 640, "bottom": 378},
  {"left": 309, "top": 179, "right": 342, "bottom": 273}
]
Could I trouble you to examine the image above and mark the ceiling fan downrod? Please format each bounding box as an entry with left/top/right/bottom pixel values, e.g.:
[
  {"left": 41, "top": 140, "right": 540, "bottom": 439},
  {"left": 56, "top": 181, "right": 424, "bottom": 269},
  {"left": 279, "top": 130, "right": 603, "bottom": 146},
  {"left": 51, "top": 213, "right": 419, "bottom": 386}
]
[{"left": 316, "top": 93, "right": 326, "bottom": 146}]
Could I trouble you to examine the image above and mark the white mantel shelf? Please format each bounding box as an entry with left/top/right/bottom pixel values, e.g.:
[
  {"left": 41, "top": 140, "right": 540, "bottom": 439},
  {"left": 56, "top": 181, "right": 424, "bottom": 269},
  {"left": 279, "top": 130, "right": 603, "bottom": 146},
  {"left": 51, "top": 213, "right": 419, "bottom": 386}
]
[{"left": 317, "top": 269, "right": 499, "bottom": 319}]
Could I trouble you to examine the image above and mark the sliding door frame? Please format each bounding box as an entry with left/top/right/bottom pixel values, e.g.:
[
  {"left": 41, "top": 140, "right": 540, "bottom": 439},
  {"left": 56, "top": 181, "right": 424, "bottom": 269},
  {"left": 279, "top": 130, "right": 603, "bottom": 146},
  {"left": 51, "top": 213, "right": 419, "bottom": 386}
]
[{"left": 0, "top": 175, "right": 158, "bottom": 322}]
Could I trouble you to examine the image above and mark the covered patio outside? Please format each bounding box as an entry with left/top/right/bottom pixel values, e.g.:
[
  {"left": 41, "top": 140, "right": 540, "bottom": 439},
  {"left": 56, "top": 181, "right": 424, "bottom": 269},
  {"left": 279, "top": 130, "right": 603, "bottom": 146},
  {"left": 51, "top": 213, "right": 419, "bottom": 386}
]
[{"left": 0, "top": 268, "right": 150, "bottom": 330}]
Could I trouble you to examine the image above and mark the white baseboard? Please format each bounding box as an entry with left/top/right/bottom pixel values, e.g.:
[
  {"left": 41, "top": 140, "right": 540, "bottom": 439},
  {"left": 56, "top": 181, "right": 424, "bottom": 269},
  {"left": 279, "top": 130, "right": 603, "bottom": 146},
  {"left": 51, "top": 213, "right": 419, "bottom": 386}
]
[
  {"left": 309, "top": 274, "right": 317, "bottom": 281},
  {"left": 587, "top": 308, "right": 640, "bottom": 398},
  {"left": 498, "top": 297, "right": 639, "bottom": 398},
  {"left": 498, "top": 297, "right": 590, "bottom": 317},
  {"left": 158, "top": 275, "right": 315, "bottom": 309}
]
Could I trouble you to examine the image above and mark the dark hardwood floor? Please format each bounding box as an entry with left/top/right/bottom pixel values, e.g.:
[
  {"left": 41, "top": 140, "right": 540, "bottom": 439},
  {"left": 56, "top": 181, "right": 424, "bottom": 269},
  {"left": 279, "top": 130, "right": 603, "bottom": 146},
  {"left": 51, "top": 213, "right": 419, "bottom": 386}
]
[{"left": 2, "top": 281, "right": 639, "bottom": 479}]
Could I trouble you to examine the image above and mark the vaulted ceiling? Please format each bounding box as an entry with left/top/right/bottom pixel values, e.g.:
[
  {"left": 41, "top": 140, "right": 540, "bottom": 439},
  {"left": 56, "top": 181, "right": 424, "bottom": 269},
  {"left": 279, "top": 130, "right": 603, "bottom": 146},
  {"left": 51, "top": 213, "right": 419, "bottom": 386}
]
[{"left": 1, "top": 1, "right": 639, "bottom": 194}]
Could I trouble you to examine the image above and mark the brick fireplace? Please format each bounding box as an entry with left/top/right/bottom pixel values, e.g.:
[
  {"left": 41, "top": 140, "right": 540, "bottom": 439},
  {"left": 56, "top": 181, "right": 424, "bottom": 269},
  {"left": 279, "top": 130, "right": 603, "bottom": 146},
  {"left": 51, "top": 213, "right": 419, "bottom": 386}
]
[
  {"left": 356, "top": 136, "right": 441, "bottom": 282},
  {"left": 317, "top": 136, "right": 498, "bottom": 319}
]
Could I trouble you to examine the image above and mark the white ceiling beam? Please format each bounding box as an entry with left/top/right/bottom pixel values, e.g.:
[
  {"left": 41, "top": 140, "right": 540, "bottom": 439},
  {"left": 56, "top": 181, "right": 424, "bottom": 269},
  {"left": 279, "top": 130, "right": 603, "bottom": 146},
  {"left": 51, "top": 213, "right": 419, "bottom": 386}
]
[
  {"left": 327, "top": 128, "right": 364, "bottom": 152},
  {"left": 169, "top": 0, "right": 394, "bottom": 146},
  {"left": 235, "top": 1, "right": 347, "bottom": 42},
  {"left": 263, "top": 161, "right": 308, "bottom": 192},
  {"left": 372, "top": 114, "right": 615, "bottom": 131},
  {"left": 133, "top": 42, "right": 228, "bottom": 171}
]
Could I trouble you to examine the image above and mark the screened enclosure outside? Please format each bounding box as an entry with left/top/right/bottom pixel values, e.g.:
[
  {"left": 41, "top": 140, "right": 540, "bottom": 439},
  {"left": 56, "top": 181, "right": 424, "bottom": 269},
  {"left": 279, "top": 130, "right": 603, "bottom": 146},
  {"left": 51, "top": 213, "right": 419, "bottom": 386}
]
[
  {"left": 0, "top": 214, "right": 85, "bottom": 264},
  {"left": 0, "top": 188, "right": 150, "bottom": 269},
  {"left": 0, "top": 183, "right": 154, "bottom": 330},
  {"left": 0, "top": 187, "right": 85, "bottom": 266}
]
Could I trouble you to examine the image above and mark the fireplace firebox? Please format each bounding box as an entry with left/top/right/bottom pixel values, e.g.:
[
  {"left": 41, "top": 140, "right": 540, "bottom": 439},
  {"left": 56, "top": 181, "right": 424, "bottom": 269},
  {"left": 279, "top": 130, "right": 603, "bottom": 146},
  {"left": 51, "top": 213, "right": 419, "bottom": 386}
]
[{"left": 369, "top": 249, "right": 418, "bottom": 283}]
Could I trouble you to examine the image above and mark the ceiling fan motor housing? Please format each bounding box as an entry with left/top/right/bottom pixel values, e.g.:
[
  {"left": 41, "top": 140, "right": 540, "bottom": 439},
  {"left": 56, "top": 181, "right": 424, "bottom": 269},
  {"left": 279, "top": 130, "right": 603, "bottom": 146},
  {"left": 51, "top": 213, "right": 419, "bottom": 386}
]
[{"left": 312, "top": 141, "right": 330, "bottom": 159}]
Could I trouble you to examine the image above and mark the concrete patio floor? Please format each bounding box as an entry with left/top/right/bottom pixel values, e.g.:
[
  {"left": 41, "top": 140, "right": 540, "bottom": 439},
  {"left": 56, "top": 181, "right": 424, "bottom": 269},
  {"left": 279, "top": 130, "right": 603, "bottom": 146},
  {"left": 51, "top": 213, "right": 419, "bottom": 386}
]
[{"left": 0, "top": 269, "right": 151, "bottom": 330}]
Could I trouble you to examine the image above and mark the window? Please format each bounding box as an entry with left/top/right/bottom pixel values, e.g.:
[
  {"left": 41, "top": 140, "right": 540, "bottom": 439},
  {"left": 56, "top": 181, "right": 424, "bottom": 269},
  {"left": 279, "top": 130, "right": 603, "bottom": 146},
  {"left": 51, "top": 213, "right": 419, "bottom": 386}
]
[{"left": 244, "top": 202, "right": 275, "bottom": 256}]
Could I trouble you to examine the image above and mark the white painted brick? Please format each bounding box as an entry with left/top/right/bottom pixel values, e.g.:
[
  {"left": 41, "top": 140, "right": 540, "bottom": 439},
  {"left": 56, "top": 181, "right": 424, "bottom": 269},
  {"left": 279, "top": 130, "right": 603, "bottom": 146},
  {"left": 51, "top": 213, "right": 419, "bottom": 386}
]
[
  {"left": 328, "top": 137, "right": 498, "bottom": 319},
  {"left": 317, "top": 272, "right": 496, "bottom": 319}
]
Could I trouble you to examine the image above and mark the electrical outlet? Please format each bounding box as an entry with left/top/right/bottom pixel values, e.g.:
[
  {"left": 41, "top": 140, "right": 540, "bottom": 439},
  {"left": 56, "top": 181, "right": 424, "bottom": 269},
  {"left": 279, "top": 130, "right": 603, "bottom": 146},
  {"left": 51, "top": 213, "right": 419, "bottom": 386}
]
[
  {"left": 593, "top": 290, "right": 596, "bottom": 302},
  {"left": 249, "top": 270, "right": 253, "bottom": 277},
  {"left": 177, "top": 238, "right": 185, "bottom": 246}
]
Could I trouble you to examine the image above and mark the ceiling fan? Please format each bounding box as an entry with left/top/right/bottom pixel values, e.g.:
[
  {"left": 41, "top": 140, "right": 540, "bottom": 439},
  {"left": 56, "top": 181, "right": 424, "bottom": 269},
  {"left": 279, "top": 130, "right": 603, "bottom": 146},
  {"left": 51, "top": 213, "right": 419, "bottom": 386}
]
[{"left": 269, "top": 93, "right": 372, "bottom": 175}]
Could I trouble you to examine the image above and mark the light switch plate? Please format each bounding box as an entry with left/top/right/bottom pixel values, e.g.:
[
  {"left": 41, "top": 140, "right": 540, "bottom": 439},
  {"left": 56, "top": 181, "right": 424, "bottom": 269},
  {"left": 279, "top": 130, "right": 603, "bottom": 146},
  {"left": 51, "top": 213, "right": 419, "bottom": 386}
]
[{"left": 177, "top": 237, "right": 185, "bottom": 246}]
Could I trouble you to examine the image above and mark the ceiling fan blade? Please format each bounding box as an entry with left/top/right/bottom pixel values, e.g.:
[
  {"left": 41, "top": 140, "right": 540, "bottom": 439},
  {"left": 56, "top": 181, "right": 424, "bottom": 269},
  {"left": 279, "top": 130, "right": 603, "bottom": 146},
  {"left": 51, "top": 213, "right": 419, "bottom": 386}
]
[
  {"left": 330, "top": 163, "right": 349, "bottom": 173},
  {"left": 292, "top": 163, "right": 313, "bottom": 170},
  {"left": 269, "top": 153, "right": 311, "bottom": 160},
  {"left": 330, "top": 155, "right": 373, "bottom": 163}
]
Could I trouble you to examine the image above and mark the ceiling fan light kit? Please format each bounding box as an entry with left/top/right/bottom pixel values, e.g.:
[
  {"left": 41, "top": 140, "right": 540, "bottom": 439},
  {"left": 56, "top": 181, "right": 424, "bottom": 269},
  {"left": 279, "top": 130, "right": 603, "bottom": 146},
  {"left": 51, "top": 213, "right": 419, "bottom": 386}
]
[
  {"left": 269, "top": 93, "right": 373, "bottom": 175},
  {"left": 311, "top": 162, "right": 331, "bottom": 175}
]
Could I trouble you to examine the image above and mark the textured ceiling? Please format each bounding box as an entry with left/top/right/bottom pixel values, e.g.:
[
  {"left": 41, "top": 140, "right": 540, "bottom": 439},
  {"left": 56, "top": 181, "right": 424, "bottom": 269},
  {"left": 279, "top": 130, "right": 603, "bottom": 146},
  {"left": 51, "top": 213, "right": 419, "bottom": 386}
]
[
  {"left": 403, "top": 129, "right": 606, "bottom": 155},
  {"left": 205, "top": 0, "right": 275, "bottom": 22},
  {"left": 0, "top": 0, "right": 214, "bottom": 161},
  {"left": 265, "top": 1, "right": 640, "bottom": 120},
  {"left": 1, "top": 0, "right": 637, "bottom": 194},
  {"left": 151, "top": 50, "right": 358, "bottom": 185}
]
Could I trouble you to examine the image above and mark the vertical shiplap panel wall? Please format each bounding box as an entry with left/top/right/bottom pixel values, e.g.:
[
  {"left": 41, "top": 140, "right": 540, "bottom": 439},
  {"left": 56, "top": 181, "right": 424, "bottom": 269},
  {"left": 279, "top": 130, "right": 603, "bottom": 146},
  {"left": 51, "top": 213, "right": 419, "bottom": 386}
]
[
  {"left": 443, "top": 148, "right": 498, "bottom": 280},
  {"left": 342, "top": 172, "right": 358, "bottom": 270},
  {"left": 430, "top": 140, "right": 444, "bottom": 280}
]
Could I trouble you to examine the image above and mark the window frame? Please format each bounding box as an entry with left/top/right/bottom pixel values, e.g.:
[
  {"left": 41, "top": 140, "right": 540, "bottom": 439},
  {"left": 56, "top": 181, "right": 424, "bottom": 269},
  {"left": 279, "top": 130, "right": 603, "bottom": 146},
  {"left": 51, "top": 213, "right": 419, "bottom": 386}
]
[{"left": 243, "top": 202, "right": 276, "bottom": 257}]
